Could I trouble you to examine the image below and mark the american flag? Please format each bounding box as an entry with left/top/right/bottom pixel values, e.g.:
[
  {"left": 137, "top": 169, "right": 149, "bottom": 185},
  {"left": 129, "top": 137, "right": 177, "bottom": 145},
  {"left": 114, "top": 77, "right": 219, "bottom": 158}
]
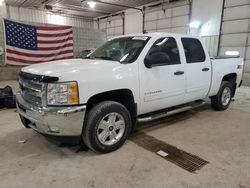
[{"left": 4, "top": 19, "right": 74, "bottom": 66}]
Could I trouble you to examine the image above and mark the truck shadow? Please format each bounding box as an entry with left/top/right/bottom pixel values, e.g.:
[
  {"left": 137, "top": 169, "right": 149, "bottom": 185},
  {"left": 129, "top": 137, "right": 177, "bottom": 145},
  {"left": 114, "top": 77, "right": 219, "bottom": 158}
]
[
  {"left": 134, "top": 103, "right": 212, "bottom": 134},
  {"left": 0, "top": 128, "right": 96, "bottom": 160},
  {"left": 0, "top": 103, "right": 212, "bottom": 158}
]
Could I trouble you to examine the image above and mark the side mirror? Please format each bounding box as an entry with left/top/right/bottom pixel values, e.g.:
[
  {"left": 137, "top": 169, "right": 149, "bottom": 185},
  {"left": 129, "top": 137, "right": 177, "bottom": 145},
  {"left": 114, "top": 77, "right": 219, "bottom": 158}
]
[
  {"left": 144, "top": 52, "right": 170, "bottom": 68},
  {"left": 144, "top": 57, "right": 153, "bottom": 68}
]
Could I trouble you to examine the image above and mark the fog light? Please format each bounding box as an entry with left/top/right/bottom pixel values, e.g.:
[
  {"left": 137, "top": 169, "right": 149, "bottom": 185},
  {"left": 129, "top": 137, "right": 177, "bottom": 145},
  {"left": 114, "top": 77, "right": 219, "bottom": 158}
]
[{"left": 48, "top": 126, "right": 60, "bottom": 133}]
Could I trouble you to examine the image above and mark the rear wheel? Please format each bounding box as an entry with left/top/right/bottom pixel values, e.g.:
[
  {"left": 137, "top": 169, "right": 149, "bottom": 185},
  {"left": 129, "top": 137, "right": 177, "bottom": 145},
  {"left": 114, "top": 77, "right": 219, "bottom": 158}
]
[
  {"left": 211, "top": 81, "right": 233, "bottom": 111},
  {"left": 83, "top": 101, "right": 132, "bottom": 153}
]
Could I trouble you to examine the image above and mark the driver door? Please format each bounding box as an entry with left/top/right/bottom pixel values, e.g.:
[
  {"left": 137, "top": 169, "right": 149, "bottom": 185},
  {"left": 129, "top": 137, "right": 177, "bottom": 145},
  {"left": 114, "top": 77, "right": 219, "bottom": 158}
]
[{"left": 139, "top": 37, "right": 186, "bottom": 114}]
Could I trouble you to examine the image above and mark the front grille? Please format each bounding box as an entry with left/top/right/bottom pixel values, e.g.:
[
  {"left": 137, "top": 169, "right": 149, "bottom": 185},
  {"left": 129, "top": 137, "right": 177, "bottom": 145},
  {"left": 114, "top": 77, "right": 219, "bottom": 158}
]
[{"left": 19, "top": 75, "right": 44, "bottom": 107}]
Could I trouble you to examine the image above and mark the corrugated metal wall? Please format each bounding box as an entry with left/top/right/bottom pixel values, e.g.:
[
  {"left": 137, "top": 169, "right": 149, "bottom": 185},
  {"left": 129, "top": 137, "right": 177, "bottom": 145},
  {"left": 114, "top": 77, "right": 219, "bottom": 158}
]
[
  {"left": 144, "top": 0, "right": 191, "bottom": 34},
  {"left": 8, "top": 6, "right": 94, "bottom": 28},
  {"left": 219, "top": 0, "right": 250, "bottom": 85}
]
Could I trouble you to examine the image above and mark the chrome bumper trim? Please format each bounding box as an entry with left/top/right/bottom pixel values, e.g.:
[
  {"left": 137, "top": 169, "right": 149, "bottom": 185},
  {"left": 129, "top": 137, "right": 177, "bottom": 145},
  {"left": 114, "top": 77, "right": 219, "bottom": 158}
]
[{"left": 16, "top": 92, "right": 86, "bottom": 136}]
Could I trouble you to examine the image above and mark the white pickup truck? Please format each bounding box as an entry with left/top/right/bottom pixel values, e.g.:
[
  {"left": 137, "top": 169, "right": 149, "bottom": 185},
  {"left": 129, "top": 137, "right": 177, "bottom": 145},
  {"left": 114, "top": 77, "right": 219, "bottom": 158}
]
[{"left": 16, "top": 33, "right": 244, "bottom": 153}]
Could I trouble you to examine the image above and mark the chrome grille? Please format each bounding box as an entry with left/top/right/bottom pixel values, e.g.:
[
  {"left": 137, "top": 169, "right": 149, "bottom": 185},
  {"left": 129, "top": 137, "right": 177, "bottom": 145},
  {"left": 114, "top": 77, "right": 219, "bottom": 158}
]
[{"left": 19, "top": 76, "right": 44, "bottom": 106}]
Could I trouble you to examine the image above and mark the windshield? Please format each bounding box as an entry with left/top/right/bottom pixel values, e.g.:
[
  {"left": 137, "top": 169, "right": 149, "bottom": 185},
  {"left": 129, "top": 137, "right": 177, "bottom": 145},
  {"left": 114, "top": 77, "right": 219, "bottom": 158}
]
[{"left": 87, "top": 36, "right": 150, "bottom": 63}]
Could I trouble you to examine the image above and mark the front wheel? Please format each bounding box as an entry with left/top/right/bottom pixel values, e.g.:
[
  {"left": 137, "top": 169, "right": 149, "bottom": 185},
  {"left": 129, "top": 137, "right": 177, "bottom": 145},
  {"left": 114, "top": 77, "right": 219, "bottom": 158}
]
[
  {"left": 211, "top": 81, "right": 233, "bottom": 111},
  {"left": 82, "top": 101, "right": 132, "bottom": 153}
]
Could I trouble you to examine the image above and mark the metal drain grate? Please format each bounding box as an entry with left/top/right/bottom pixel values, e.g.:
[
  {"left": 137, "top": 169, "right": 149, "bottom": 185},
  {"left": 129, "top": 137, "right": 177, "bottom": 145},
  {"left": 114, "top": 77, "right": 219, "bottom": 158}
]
[{"left": 131, "top": 132, "right": 209, "bottom": 173}]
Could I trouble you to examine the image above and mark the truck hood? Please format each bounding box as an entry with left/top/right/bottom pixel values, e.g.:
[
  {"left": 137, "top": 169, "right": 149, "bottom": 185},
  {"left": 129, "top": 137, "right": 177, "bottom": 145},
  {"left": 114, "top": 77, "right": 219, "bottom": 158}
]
[
  {"left": 21, "top": 58, "right": 139, "bottom": 105},
  {"left": 21, "top": 58, "right": 121, "bottom": 77}
]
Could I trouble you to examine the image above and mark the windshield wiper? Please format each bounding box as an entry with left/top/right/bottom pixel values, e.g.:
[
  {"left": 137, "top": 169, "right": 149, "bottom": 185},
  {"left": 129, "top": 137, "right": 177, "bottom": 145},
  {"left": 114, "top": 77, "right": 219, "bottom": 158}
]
[
  {"left": 92, "top": 56, "right": 115, "bottom": 61},
  {"left": 83, "top": 56, "right": 90, "bottom": 59}
]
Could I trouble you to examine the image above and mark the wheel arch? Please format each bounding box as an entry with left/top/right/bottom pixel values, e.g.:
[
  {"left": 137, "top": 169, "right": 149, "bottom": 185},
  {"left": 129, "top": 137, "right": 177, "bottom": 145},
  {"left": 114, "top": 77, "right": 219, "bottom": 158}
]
[
  {"left": 222, "top": 73, "right": 237, "bottom": 97},
  {"left": 85, "top": 89, "right": 137, "bottom": 128}
]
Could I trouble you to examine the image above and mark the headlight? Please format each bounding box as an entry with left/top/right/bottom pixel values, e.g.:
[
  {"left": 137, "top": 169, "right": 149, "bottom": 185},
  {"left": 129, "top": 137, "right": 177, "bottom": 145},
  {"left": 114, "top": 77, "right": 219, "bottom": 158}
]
[{"left": 47, "top": 82, "right": 79, "bottom": 105}]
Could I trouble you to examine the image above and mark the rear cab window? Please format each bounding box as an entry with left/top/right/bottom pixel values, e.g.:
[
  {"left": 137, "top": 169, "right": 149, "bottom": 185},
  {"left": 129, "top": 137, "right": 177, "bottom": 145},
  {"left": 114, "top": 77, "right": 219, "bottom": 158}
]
[{"left": 181, "top": 38, "right": 206, "bottom": 63}]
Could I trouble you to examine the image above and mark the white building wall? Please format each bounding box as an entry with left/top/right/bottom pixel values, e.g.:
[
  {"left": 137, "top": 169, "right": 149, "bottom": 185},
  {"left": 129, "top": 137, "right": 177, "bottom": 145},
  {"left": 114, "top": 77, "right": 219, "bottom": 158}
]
[
  {"left": 94, "top": 9, "right": 143, "bottom": 37},
  {"left": 97, "top": 14, "right": 124, "bottom": 39},
  {"left": 144, "top": 0, "right": 191, "bottom": 34},
  {"left": 96, "top": 1, "right": 191, "bottom": 36},
  {"left": 190, "top": 0, "right": 224, "bottom": 57},
  {"left": 125, "top": 9, "right": 143, "bottom": 35},
  {"left": 190, "top": 0, "right": 223, "bottom": 36},
  {"left": 219, "top": 0, "right": 250, "bottom": 85},
  {"left": 95, "top": 0, "right": 222, "bottom": 57}
]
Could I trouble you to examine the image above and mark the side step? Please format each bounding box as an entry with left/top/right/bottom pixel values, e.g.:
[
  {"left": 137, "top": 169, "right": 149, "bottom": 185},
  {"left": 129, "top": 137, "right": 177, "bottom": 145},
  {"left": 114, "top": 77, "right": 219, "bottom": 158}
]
[{"left": 137, "top": 101, "right": 206, "bottom": 123}]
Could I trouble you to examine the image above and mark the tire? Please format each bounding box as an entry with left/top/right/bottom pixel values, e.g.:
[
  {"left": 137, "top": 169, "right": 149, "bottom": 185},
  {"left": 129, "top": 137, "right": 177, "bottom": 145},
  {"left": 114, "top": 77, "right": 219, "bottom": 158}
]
[
  {"left": 211, "top": 81, "right": 233, "bottom": 111},
  {"left": 83, "top": 101, "right": 132, "bottom": 153}
]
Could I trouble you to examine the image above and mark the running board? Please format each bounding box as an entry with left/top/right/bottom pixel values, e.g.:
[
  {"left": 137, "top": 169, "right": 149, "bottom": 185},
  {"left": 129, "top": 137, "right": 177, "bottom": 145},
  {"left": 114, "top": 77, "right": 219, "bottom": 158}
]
[{"left": 137, "top": 101, "right": 206, "bottom": 123}]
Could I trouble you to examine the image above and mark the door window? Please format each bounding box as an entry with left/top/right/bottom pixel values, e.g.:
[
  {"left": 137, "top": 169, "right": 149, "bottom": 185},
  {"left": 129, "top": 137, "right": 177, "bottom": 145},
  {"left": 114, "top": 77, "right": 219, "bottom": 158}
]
[
  {"left": 181, "top": 38, "right": 206, "bottom": 63},
  {"left": 145, "top": 37, "right": 181, "bottom": 66}
]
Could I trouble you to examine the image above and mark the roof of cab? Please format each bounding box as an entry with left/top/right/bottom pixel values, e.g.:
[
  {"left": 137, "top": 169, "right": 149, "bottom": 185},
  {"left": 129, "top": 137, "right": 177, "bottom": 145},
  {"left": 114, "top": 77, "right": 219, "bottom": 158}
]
[{"left": 110, "top": 32, "right": 199, "bottom": 40}]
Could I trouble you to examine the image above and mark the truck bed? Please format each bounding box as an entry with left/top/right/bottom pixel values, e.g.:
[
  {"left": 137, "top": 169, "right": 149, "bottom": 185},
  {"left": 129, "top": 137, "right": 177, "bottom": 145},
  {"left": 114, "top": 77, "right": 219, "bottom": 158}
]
[{"left": 208, "top": 57, "right": 244, "bottom": 97}]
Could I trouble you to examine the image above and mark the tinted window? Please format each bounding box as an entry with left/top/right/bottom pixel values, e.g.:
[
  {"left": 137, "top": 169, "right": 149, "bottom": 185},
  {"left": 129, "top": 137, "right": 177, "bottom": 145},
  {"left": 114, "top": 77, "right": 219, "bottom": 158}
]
[
  {"left": 145, "top": 37, "right": 181, "bottom": 66},
  {"left": 181, "top": 38, "right": 206, "bottom": 63}
]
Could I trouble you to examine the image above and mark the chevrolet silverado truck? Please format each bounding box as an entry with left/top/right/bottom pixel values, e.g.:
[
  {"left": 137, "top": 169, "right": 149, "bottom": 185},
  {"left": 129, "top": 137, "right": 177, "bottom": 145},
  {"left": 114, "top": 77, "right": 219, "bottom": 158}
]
[{"left": 16, "top": 33, "right": 244, "bottom": 153}]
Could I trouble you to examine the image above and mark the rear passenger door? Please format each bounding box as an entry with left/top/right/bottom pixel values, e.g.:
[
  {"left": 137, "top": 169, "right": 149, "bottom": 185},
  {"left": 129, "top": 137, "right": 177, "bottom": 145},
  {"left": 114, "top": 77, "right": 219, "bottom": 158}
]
[{"left": 181, "top": 38, "right": 211, "bottom": 102}]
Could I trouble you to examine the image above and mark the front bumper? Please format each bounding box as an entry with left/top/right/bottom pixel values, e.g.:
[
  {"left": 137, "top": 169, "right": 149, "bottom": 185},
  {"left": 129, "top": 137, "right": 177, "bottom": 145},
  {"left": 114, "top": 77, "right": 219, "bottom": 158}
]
[{"left": 16, "top": 92, "right": 86, "bottom": 141}]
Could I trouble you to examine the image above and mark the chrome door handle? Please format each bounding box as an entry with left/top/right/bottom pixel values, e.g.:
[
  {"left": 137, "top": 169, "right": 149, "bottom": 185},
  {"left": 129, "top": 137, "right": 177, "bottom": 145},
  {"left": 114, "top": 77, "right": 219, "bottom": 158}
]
[
  {"left": 202, "top": 68, "right": 210, "bottom": 72},
  {"left": 174, "top": 71, "right": 184, "bottom": 75}
]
